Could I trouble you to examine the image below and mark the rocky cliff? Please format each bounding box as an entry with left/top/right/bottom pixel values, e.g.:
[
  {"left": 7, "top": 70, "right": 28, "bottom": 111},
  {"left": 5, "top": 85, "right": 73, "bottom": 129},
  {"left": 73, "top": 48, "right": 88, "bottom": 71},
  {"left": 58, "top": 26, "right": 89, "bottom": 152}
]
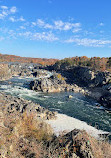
[
  {"left": 30, "top": 73, "right": 85, "bottom": 94},
  {"left": 46, "top": 65, "right": 111, "bottom": 108}
]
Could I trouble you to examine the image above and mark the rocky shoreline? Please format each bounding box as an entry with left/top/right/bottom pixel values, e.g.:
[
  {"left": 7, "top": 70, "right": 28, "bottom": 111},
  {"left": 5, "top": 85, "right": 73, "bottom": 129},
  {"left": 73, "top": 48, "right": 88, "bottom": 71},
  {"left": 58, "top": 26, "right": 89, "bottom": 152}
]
[
  {"left": 29, "top": 73, "right": 85, "bottom": 94},
  {"left": 0, "top": 92, "right": 111, "bottom": 158},
  {"left": 0, "top": 63, "right": 111, "bottom": 157},
  {"left": 29, "top": 71, "right": 111, "bottom": 109},
  {"left": 0, "top": 62, "right": 111, "bottom": 109},
  {"left": 45, "top": 65, "right": 111, "bottom": 109},
  {"left": 0, "top": 92, "right": 57, "bottom": 120}
]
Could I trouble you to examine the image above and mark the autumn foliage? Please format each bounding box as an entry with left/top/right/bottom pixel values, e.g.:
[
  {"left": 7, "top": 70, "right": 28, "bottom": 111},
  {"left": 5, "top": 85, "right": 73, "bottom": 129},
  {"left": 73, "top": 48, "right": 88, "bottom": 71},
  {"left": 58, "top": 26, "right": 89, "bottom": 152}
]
[
  {"left": 0, "top": 53, "right": 58, "bottom": 65},
  {"left": 0, "top": 53, "right": 111, "bottom": 71},
  {"left": 54, "top": 56, "right": 111, "bottom": 71}
]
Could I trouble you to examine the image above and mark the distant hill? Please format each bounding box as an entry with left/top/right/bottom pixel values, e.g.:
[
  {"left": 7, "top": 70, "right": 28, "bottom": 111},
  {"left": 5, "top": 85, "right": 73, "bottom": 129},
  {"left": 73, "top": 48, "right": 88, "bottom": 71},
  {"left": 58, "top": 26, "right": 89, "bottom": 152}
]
[
  {"left": 0, "top": 53, "right": 111, "bottom": 71},
  {"left": 0, "top": 53, "right": 58, "bottom": 65}
]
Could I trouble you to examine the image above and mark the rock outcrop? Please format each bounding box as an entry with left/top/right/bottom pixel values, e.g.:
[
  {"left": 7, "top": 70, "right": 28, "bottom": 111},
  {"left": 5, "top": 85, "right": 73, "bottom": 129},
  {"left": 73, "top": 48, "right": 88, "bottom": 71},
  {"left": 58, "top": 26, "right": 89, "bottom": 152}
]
[
  {"left": 46, "top": 65, "right": 111, "bottom": 108},
  {"left": 30, "top": 73, "right": 66, "bottom": 92},
  {"left": 0, "top": 93, "right": 56, "bottom": 120},
  {"left": 8, "top": 63, "right": 47, "bottom": 78},
  {"left": 30, "top": 73, "right": 86, "bottom": 94},
  {"left": 49, "top": 129, "right": 111, "bottom": 158},
  {"left": 0, "top": 93, "right": 111, "bottom": 158}
]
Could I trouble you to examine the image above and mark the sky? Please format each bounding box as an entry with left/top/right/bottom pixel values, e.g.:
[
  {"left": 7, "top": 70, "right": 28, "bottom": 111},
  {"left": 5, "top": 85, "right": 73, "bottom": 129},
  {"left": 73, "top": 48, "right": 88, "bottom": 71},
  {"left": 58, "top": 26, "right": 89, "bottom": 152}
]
[{"left": 0, "top": 0, "right": 111, "bottom": 59}]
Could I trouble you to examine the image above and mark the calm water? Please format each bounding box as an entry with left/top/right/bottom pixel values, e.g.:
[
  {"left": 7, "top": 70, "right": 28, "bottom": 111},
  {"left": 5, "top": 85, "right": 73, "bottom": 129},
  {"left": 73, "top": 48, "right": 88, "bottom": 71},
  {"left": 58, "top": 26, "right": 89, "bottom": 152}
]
[{"left": 0, "top": 76, "right": 111, "bottom": 134}]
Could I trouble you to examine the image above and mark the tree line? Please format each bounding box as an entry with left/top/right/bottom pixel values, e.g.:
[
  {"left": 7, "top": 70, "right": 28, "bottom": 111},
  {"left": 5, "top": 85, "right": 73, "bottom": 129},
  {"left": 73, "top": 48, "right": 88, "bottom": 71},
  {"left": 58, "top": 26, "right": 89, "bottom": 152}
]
[
  {"left": 0, "top": 53, "right": 58, "bottom": 66},
  {"left": 0, "top": 53, "right": 111, "bottom": 71},
  {"left": 54, "top": 56, "right": 111, "bottom": 71}
]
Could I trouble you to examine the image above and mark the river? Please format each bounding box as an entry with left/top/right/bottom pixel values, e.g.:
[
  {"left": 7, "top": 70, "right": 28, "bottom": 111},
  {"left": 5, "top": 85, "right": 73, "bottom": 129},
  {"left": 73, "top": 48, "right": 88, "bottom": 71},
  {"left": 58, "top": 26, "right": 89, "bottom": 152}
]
[{"left": 0, "top": 76, "right": 111, "bottom": 136}]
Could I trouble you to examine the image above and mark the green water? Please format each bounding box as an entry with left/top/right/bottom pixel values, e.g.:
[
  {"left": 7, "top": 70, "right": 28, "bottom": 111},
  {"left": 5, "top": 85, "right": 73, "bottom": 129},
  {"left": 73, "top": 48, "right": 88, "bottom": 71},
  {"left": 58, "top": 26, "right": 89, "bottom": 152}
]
[{"left": 0, "top": 76, "right": 111, "bottom": 134}]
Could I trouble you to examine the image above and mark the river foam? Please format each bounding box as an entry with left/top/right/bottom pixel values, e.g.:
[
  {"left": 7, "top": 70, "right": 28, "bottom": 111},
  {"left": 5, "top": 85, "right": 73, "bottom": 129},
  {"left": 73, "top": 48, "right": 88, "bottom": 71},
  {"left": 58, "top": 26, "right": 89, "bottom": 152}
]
[{"left": 46, "top": 113, "right": 109, "bottom": 139}]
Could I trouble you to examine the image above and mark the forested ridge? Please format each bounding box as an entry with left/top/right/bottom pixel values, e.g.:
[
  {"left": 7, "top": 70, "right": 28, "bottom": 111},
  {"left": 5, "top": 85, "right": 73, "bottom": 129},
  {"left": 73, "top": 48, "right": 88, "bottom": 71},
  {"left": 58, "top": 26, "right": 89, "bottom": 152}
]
[
  {"left": 0, "top": 53, "right": 111, "bottom": 71},
  {"left": 54, "top": 56, "right": 111, "bottom": 71},
  {"left": 0, "top": 53, "right": 58, "bottom": 65}
]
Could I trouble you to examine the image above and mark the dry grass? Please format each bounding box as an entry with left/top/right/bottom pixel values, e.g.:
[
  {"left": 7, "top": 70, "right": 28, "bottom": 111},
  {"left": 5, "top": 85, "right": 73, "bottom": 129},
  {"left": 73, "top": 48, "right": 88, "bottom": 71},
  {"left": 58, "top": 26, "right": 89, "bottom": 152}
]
[
  {"left": 0, "top": 112, "right": 53, "bottom": 158},
  {"left": 0, "top": 107, "right": 111, "bottom": 158},
  {"left": 16, "top": 112, "right": 53, "bottom": 141},
  {"left": 0, "top": 64, "right": 10, "bottom": 79}
]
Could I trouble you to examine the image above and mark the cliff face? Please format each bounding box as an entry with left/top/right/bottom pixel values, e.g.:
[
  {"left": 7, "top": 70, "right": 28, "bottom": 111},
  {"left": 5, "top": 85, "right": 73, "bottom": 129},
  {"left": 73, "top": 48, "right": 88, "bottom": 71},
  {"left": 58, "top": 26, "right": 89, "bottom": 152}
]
[
  {"left": 46, "top": 65, "right": 111, "bottom": 108},
  {"left": 65, "top": 67, "right": 111, "bottom": 108},
  {"left": 51, "top": 65, "right": 111, "bottom": 87}
]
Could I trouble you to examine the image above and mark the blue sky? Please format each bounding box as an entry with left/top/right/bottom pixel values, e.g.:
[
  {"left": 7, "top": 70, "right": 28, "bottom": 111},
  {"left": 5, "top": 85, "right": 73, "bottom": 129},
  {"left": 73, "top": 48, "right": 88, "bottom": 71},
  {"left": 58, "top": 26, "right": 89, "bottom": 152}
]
[{"left": 0, "top": 0, "right": 111, "bottom": 59}]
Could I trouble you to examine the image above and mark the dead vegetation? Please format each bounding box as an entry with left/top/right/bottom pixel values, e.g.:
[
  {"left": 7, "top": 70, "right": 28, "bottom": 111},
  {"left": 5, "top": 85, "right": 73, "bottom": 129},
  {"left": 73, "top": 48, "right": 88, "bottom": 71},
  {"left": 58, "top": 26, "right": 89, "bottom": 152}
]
[
  {"left": 0, "top": 97, "right": 111, "bottom": 158},
  {"left": 0, "top": 64, "right": 10, "bottom": 80},
  {"left": 0, "top": 111, "right": 53, "bottom": 158}
]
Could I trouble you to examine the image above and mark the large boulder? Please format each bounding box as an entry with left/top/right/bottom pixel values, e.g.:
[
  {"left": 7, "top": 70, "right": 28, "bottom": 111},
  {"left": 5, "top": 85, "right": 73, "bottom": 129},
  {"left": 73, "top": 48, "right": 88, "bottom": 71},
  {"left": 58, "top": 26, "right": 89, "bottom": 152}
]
[{"left": 30, "top": 73, "right": 66, "bottom": 92}]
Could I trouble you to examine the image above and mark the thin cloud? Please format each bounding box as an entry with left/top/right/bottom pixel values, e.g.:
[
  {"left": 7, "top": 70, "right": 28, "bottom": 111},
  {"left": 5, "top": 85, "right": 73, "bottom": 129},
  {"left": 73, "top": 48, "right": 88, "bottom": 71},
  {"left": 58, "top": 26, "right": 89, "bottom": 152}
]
[
  {"left": 0, "top": 13, "right": 4, "bottom": 19},
  {"left": 0, "top": 36, "right": 4, "bottom": 41},
  {"left": 20, "top": 26, "right": 26, "bottom": 29},
  {"left": 72, "top": 28, "right": 82, "bottom": 33},
  {"left": 99, "top": 23, "right": 104, "bottom": 26},
  {"left": 31, "top": 22, "right": 36, "bottom": 26},
  {"left": 65, "top": 38, "right": 111, "bottom": 47},
  {"left": 9, "top": 16, "right": 25, "bottom": 22},
  {"left": 32, "top": 19, "right": 81, "bottom": 32},
  {"left": 18, "top": 31, "right": 58, "bottom": 41},
  {"left": 9, "top": 16, "right": 15, "bottom": 22},
  {"left": 1, "top": 6, "right": 8, "bottom": 10},
  {"left": 0, "top": 6, "right": 18, "bottom": 20},
  {"left": 10, "top": 6, "right": 17, "bottom": 13},
  {"left": 37, "top": 19, "right": 45, "bottom": 26},
  {"left": 19, "top": 16, "right": 25, "bottom": 21}
]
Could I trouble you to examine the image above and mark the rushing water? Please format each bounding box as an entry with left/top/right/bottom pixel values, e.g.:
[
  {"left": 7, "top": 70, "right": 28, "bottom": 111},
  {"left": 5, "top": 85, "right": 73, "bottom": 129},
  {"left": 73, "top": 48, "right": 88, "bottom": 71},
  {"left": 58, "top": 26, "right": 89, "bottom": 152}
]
[{"left": 0, "top": 76, "right": 111, "bottom": 135}]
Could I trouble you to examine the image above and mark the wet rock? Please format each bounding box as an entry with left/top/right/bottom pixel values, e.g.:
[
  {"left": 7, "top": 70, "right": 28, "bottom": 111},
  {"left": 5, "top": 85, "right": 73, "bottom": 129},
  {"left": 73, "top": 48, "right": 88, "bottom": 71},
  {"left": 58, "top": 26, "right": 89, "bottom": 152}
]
[{"left": 100, "top": 93, "right": 111, "bottom": 108}]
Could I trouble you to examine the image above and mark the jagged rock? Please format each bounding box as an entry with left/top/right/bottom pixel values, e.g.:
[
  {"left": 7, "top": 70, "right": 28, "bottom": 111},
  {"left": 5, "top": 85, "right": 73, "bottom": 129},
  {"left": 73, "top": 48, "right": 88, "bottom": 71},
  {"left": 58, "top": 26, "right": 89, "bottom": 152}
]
[
  {"left": 0, "top": 93, "right": 57, "bottom": 120},
  {"left": 30, "top": 73, "right": 86, "bottom": 94},
  {"left": 94, "top": 71, "right": 111, "bottom": 86},
  {"left": 30, "top": 73, "right": 67, "bottom": 92},
  {"left": 49, "top": 129, "right": 96, "bottom": 158},
  {"left": 100, "top": 93, "right": 111, "bottom": 108}
]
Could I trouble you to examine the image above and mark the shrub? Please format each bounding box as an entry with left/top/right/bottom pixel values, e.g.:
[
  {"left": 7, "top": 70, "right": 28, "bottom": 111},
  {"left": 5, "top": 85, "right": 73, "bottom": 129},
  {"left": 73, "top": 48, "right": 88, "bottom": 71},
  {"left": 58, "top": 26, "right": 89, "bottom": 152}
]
[
  {"left": 0, "top": 112, "right": 53, "bottom": 158},
  {"left": 57, "top": 73, "right": 65, "bottom": 81},
  {"left": 16, "top": 112, "right": 53, "bottom": 141}
]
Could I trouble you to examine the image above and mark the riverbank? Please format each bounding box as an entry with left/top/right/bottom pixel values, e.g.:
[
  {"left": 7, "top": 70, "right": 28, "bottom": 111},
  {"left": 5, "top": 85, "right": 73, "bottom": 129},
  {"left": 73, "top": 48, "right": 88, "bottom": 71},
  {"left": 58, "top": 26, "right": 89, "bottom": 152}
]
[
  {"left": 0, "top": 92, "right": 56, "bottom": 120},
  {"left": 46, "top": 113, "right": 110, "bottom": 139},
  {"left": 0, "top": 92, "right": 111, "bottom": 158},
  {"left": 1, "top": 62, "right": 111, "bottom": 109},
  {"left": 0, "top": 91, "right": 110, "bottom": 141},
  {"left": 45, "top": 65, "right": 111, "bottom": 108}
]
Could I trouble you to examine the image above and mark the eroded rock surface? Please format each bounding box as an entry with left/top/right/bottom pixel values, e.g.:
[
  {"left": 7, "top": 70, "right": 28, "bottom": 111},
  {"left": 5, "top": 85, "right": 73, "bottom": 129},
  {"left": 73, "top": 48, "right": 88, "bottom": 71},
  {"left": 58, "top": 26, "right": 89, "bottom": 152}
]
[{"left": 0, "top": 93, "right": 56, "bottom": 120}]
